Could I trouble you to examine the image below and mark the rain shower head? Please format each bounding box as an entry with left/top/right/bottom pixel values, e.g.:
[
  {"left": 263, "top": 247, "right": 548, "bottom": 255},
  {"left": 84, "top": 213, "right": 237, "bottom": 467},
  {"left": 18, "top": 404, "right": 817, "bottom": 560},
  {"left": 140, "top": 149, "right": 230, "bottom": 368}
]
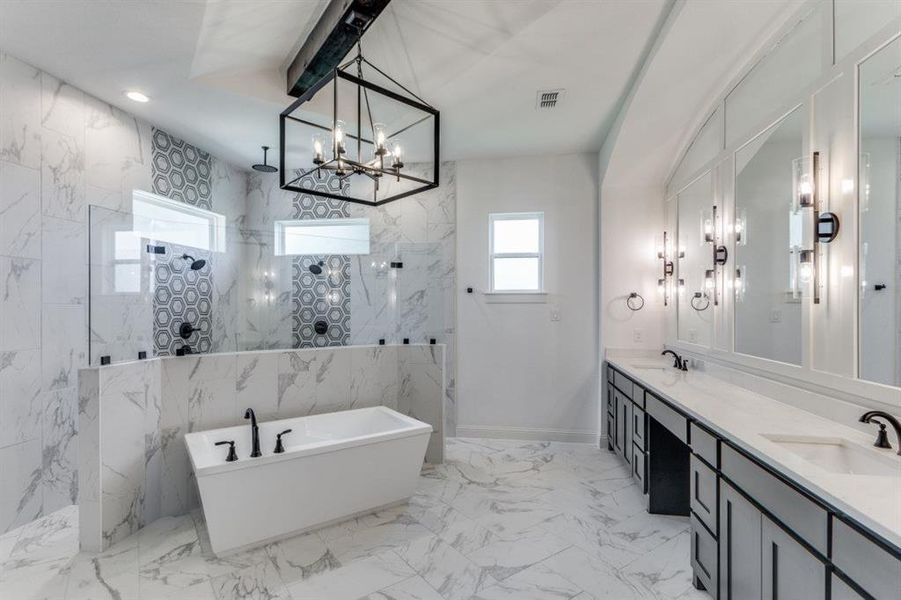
[
  {"left": 181, "top": 254, "right": 206, "bottom": 271},
  {"left": 252, "top": 145, "right": 278, "bottom": 173}
]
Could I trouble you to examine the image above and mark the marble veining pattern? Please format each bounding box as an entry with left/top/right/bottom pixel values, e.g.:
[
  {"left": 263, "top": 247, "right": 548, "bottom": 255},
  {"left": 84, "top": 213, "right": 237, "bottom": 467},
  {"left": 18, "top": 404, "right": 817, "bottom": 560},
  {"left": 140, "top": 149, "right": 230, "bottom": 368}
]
[{"left": 1, "top": 438, "right": 705, "bottom": 600}]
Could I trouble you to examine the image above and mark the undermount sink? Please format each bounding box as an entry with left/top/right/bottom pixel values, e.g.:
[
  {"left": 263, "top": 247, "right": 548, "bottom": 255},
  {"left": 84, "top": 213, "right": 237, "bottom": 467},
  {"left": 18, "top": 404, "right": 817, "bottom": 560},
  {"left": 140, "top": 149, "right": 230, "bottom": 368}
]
[
  {"left": 762, "top": 434, "right": 901, "bottom": 477},
  {"left": 628, "top": 361, "right": 671, "bottom": 371}
]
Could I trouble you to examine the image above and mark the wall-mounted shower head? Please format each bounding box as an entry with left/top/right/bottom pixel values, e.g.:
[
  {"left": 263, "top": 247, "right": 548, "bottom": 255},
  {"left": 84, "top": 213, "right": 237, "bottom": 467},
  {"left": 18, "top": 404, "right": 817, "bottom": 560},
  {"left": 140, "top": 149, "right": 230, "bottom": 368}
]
[
  {"left": 181, "top": 254, "right": 206, "bottom": 271},
  {"left": 308, "top": 260, "right": 325, "bottom": 275}
]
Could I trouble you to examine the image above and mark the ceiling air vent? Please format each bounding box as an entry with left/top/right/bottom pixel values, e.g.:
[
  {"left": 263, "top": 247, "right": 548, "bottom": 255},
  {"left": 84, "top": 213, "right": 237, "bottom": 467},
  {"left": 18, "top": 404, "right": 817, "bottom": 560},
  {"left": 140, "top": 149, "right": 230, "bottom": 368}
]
[{"left": 536, "top": 89, "right": 565, "bottom": 110}]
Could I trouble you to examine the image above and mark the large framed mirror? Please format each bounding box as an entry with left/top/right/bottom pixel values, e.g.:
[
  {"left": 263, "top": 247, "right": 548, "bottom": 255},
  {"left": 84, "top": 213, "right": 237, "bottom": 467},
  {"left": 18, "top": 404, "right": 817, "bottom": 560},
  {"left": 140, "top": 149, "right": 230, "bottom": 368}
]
[
  {"left": 858, "top": 35, "right": 901, "bottom": 387},
  {"left": 733, "top": 107, "right": 804, "bottom": 365},
  {"left": 677, "top": 171, "right": 714, "bottom": 346}
]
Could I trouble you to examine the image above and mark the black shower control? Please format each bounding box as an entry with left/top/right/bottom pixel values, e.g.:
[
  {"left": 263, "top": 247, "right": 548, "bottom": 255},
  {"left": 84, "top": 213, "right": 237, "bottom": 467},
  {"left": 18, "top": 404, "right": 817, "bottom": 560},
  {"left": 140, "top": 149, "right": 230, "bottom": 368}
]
[
  {"left": 379, "top": 339, "right": 385, "bottom": 345},
  {"left": 314, "top": 321, "right": 328, "bottom": 335},
  {"left": 176, "top": 346, "right": 193, "bottom": 356},
  {"left": 390, "top": 261, "right": 403, "bottom": 269},
  {"left": 430, "top": 338, "right": 436, "bottom": 345},
  {"left": 403, "top": 338, "right": 409, "bottom": 344},
  {"left": 466, "top": 287, "right": 473, "bottom": 294},
  {"left": 214, "top": 440, "right": 238, "bottom": 462},
  {"left": 138, "top": 351, "right": 147, "bottom": 360},
  {"left": 874, "top": 283, "right": 887, "bottom": 291},
  {"left": 100, "top": 355, "right": 111, "bottom": 365},
  {"left": 274, "top": 429, "right": 293, "bottom": 454},
  {"left": 179, "top": 322, "right": 198, "bottom": 339},
  {"left": 146, "top": 244, "right": 165, "bottom": 254}
]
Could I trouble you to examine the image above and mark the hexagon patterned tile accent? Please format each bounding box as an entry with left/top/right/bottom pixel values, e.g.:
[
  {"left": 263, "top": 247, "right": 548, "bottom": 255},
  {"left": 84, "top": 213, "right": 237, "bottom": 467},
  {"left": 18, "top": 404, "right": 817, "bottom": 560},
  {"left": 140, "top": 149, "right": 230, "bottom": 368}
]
[
  {"left": 151, "top": 243, "right": 213, "bottom": 356},
  {"left": 151, "top": 128, "right": 213, "bottom": 209},
  {"left": 150, "top": 128, "right": 216, "bottom": 356},
  {"left": 291, "top": 170, "right": 352, "bottom": 348}
]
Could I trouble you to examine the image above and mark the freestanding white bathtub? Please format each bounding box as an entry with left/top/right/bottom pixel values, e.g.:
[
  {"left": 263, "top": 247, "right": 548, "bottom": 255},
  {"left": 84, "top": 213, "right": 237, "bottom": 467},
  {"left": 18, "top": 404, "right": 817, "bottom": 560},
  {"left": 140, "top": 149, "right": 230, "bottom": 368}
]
[{"left": 184, "top": 406, "right": 432, "bottom": 555}]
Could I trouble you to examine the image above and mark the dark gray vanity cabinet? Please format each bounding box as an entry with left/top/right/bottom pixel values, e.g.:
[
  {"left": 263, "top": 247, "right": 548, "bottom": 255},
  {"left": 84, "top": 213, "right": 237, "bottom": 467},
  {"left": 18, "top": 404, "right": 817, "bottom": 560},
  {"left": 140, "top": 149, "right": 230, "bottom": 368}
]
[
  {"left": 720, "top": 480, "right": 762, "bottom": 600},
  {"left": 761, "top": 515, "right": 826, "bottom": 600},
  {"left": 605, "top": 362, "right": 901, "bottom": 600}
]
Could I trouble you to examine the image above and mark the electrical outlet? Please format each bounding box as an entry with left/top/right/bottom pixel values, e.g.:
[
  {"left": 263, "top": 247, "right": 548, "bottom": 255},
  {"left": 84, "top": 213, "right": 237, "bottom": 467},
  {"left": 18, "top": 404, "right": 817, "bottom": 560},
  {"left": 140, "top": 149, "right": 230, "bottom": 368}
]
[
  {"left": 770, "top": 309, "right": 782, "bottom": 323},
  {"left": 633, "top": 329, "right": 643, "bottom": 343}
]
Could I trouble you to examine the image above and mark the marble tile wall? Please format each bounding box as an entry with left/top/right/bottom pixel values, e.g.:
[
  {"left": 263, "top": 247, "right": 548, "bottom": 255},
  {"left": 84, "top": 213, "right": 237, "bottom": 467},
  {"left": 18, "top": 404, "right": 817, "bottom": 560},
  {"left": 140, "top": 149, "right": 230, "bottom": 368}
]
[
  {"left": 0, "top": 51, "right": 248, "bottom": 534},
  {"left": 244, "top": 164, "right": 457, "bottom": 435},
  {"left": 0, "top": 52, "right": 150, "bottom": 534},
  {"left": 78, "top": 344, "right": 445, "bottom": 551}
]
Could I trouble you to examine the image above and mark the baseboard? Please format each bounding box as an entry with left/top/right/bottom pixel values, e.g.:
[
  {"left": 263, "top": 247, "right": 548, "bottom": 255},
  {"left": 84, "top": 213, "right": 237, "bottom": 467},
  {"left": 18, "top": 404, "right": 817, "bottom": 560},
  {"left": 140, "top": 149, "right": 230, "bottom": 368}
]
[{"left": 455, "top": 425, "right": 599, "bottom": 444}]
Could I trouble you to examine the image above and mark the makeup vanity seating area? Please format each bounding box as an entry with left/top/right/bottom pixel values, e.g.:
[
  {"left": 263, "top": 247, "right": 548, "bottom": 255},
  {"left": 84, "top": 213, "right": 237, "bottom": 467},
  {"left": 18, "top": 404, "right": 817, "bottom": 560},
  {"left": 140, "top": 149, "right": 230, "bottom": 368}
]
[{"left": 604, "top": 356, "right": 900, "bottom": 600}]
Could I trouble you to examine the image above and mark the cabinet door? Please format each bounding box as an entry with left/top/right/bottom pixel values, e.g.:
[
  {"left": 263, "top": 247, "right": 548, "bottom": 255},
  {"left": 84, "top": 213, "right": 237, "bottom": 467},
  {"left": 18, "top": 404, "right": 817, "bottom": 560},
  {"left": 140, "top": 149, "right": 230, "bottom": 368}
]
[
  {"left": 719, "top": 480, "right": 762, "bottom": 600},
  {"left": 622, "top": 400, "right": 632, "bottom": 464},
  {"left": 830, "top": 575, "right": 866, "bottom": 600},
  {"left": 613, "top": 392, "right": 624, "bottom": 455},
  {"left": 761, "top": 515, "right": 826, "bottom": 600}
]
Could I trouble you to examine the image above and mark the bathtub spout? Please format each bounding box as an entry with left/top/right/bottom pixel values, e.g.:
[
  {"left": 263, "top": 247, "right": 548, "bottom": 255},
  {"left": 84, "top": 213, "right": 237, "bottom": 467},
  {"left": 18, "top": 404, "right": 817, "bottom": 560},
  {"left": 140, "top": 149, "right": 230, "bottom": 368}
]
[{"left": 244, "top": 408, "right": 262, "bottom": 458}]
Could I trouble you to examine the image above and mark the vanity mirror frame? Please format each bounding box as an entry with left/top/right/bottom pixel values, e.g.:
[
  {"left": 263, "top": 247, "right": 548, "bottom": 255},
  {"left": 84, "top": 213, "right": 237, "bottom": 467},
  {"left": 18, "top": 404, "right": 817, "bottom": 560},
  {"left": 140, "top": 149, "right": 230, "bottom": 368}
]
[{"left": 662, "top": 0, "right": 901, "bottom": 408}]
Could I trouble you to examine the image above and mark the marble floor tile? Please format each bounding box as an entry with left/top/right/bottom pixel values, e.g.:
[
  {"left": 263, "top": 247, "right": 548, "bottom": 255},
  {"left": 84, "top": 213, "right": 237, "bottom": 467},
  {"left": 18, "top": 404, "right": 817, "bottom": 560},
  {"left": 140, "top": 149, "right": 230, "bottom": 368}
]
[
  {"left": 287, "top": 550, "right": 414, "bottom": 600},
  {"left": 471, "top": 562, "right": 584, "bottom": 600},
  {"left": 0, "top": 438, "right": 709, "bottom": 600},
  {"left": 465, "top": 526, "right": 571, "bottom": 582},
  {"left": 539, "top": 546, "right": 652, "bottom": 600},
  {"left": 358, "top": 575, "right": 444, "bottom": 600},
  {"left": 394, "top": 534, "right": 497, "bottom": 600}
]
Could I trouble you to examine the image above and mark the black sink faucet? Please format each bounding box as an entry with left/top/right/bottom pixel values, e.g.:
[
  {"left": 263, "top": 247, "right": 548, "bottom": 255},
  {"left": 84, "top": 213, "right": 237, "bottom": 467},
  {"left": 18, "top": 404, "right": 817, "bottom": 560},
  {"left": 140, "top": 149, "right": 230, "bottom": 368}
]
[
  {"left": 661, "top": 350, "right": 688, "bottom": 371},
  {"left": 244, "top": 408, "right": 262, "bottom": 457},
  {"left": 859, "top": 411, "right": 901, "bottom": 455}
]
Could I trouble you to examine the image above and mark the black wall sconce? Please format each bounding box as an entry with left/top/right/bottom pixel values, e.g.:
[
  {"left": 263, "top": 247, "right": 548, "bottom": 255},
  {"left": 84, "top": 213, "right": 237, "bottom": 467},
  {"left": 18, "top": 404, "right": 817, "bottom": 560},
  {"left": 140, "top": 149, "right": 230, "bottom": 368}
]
[
  {"left": 794, "top": 152, "right": 841, "bottom": 304},
  {"left": 656, "top": 231, "right": 682, "bottom": 306}
]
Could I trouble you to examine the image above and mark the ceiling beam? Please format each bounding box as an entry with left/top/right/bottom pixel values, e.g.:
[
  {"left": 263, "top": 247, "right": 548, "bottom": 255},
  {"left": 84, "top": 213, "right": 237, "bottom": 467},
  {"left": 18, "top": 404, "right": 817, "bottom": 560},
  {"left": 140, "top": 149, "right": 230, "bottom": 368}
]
[{"left": 286, "top": 0, "right": 392, "bottom": 98}]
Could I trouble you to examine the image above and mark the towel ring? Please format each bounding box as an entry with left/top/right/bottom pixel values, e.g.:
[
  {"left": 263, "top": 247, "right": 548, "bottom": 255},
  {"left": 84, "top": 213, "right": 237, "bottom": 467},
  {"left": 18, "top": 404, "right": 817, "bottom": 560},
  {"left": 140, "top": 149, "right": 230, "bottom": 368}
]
[
  {"left": 690, "top": 292, "right": 710, "bottom": 312},
  {"left": 626, "top": 292, "right": 645, "bottom": 311}
]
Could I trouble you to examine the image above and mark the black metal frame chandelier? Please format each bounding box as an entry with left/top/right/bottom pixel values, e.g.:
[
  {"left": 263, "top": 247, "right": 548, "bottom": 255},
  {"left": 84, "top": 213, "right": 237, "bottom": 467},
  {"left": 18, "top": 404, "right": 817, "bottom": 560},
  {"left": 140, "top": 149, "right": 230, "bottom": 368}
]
[{"left": 279, "top": 34, "right": 439, "bottom": 207}]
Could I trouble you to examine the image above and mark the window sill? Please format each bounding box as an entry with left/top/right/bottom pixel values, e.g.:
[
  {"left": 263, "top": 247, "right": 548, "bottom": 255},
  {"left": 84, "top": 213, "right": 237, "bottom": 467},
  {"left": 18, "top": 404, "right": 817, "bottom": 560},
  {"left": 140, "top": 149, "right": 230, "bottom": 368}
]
[{"left": 483, "top": 291, "right": 548, "bottom": 304}]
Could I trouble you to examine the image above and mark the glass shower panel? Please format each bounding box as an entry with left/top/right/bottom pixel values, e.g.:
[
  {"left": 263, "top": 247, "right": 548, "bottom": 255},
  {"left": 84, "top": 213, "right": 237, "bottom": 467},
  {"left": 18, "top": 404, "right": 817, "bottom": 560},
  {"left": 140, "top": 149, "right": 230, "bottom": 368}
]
[{"left": 88, "top": 205, "right": 154, "bottom": 365}]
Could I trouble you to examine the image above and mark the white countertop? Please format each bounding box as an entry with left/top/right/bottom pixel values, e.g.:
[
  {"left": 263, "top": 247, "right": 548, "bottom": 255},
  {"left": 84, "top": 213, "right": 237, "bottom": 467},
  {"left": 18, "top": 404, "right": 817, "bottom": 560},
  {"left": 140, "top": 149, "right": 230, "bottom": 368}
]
[{"left": 607, "top": 355, "right": 901, "bottom": 550}]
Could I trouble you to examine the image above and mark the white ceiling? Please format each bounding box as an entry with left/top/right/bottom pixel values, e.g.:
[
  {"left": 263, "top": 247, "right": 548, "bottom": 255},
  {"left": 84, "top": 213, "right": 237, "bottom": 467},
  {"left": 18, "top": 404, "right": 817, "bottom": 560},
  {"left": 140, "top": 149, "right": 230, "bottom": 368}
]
[
  {"left": 0, "top": 0, "right": 667, "bottom": 170},
  {"left": 603, "top": 0, "right": 803, "bottom": 188}
]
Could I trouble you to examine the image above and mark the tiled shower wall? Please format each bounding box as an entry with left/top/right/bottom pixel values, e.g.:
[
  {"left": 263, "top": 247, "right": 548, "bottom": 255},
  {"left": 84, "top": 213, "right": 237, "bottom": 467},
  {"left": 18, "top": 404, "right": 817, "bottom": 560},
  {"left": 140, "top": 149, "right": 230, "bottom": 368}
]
[
  {"left": 244, "top": 165, "right": 458, "bottom": 436},
  {"left": 0, "top": 51, "right": 247, "bottom": 532}
]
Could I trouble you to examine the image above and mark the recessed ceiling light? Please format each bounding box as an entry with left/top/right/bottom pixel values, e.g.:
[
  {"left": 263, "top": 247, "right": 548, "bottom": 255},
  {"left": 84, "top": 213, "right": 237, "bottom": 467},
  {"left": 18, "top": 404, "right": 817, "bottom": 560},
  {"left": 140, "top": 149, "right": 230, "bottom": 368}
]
[{"left": 125, "top": 91, "right": 149, "bottom": 103}]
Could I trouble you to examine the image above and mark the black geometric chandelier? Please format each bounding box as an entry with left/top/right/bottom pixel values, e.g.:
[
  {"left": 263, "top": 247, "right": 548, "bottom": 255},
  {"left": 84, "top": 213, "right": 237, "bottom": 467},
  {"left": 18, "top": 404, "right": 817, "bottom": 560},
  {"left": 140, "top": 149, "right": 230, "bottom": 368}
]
[{"left": 279, "top": 34, "right": 439, "bottom": 207}]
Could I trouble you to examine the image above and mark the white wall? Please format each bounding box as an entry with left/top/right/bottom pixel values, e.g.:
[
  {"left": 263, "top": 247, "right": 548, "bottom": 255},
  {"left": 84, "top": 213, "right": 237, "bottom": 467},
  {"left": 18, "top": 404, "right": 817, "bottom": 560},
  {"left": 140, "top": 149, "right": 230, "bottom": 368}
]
[{"left": 455, "top": 154, "right": 598, "bottom": 442}]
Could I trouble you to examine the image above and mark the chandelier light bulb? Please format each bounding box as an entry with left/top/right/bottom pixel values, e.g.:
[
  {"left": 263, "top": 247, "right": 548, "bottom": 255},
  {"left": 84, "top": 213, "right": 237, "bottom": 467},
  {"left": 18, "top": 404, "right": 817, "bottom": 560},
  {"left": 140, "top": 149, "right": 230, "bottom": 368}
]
[
  {"left": 391, "top": 140, "right": 404, "bottom": 169},
  {"left": 334, "top": 120, "right": 346, "bottom": 155},
  {"left": 373, "top": 123, "right": 387, "bottom": 157}
]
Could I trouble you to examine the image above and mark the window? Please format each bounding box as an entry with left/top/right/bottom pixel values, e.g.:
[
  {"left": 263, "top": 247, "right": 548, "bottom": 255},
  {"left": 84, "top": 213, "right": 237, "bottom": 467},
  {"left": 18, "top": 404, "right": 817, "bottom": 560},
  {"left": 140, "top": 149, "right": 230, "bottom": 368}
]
[
  {"left": 274, "top": 218, "right": 370, "bottom": 256},
  {"left": 132, "top": 190, "right": 226, "bottom": 252},
  {"left": 489, "top": 212, "right": 544, "bottom": 292}
]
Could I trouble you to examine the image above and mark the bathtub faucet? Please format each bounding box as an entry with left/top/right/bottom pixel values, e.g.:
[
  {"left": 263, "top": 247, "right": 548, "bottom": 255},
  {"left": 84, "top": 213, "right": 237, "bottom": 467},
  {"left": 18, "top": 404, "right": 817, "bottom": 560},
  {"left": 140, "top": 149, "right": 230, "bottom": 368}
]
[{"left": 244, "top": 408, "right": 262, "bottom": 458}]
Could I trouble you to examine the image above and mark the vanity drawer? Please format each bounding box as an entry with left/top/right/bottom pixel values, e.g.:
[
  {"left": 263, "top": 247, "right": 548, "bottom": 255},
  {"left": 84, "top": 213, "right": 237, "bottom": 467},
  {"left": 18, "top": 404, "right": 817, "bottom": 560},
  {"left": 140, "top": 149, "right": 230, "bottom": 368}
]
[
  {"left": 632, "top": 443, "right": 646, "bottom": 493},
  {"left": 632, "top": 404, "right": 646, "bottom": 448},
  {"left": 645, "top": 394, "right": 688, "bottom": 443},
  {"left": 721, "top": 445, "right": 828, "bottom": 555},
  {"left": 690, "top": 513, "right": 718, "bottom": 594},
  {"left": 690, "top": 422, "right": 718, "bottom": 468},
  {"left": 690, "top": 454, "right": 717, "bottom": 535},
  {"left": 614, "top": 370, "right": 633, "bottom": 399},
  {"left": 632, "top": 383, "right": 645, "bottom": 409},
  {"left": 832, "top": 517, "right": 901, "bottom": 600}
]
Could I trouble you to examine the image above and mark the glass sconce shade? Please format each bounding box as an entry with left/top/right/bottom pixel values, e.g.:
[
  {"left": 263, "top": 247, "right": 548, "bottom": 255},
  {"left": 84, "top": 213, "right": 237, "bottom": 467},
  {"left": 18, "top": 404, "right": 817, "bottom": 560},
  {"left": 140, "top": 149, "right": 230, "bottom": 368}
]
[
  {"left": 333, "top": 120, "right": 347, "bottom": 155},
  {"left": 373, "top": 123, "right": 387, "bottom": 157}
]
